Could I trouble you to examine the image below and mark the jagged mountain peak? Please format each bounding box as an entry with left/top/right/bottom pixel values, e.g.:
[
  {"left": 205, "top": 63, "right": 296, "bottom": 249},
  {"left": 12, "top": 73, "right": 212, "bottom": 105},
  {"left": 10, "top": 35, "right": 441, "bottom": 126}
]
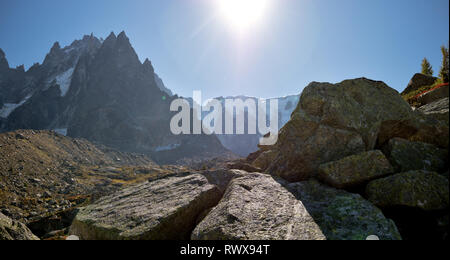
[
  {"left": 51, "top": 42, "right": 61, "bottom": 52},
  {"left": 68, "top": 34, "right": 101, "bottom": 48},
  {"left": 143, "top": 58, "right": 155, "bottom": 72},
  {"left": 82, "top": 33, "right": 95, "bottom": 41},
  {"left": 1, "top": 32, "right": 230, "bottom": 165},
  {"left": 43, "top": 42, "right": 64, "bottom": 66},
  {"left": 99, "top": 31, "right": 133, "bottom": 52},
  {"left": 103, "top": 32, "right": 117, "bottom": 45},
  {"left": 0, "top": 48, "right": 9, "bottom": 70},
  {"left": 15, "top": 65, "right": 25, "bottom": 73},
  {"left": 107, "top": 31, "right": 117, "bottom": 39},
  {"left": 116, "top": 31, "right": 134, "bottom": 50},
  {"left": 117, "top": 31, "right": 128, "bottom": 40},
  {"left": 62, "top": 34, "right": 102, "bottom": 60},
  {"left": 94, "top": 31, "right": 141, "bottom": 70},
  {"left": 143, "top": 57, "right": 151, "bottom": 65}
]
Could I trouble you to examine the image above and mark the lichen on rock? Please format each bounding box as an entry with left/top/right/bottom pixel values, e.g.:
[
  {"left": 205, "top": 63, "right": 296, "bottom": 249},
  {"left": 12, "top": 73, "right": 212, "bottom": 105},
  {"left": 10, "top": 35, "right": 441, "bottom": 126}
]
[
  {"left": 0, "top": 212, "right": 39, "bottom": 240},
  {"left": 287, "top": 180, "right": 402, "bottom": 240},
  {"left": 366, "top": 170, "right": 449, "bottom": 211},
  {"left": 383, "top": 138, "right": 448, "bottom": 173},
  {"left": 69, "top": 174, "right": 223, "bottom": 240},
  {"left": 318, "top": 150, "right": 395, "bottom": 188},
  {"left": 192, "top": 173, "right": 326, "bottom": 240}
]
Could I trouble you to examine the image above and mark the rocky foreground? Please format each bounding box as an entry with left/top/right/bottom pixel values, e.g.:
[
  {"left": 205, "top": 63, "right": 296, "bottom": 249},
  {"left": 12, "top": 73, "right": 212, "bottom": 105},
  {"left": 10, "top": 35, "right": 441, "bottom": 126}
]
[
  {"left": 66, "top": 78, "right": 449, "bottom": 240},
  {"left": 1, "top": 77, "right": 449, "bottom": 240},
  {"left": 0, "top": 130, "right": 189, "bottom": 239}
]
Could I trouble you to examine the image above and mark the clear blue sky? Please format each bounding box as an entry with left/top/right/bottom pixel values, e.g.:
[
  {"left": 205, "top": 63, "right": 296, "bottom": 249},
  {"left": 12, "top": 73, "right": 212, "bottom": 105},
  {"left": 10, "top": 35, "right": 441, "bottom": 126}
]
[{"left": 1, "top": 0, "right": 449, "bottom": 99}]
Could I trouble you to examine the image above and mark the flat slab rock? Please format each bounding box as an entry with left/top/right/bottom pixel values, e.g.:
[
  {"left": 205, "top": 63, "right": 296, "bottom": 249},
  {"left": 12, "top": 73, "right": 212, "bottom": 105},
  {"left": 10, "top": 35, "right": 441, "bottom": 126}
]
[
  {"left": 287, "top": 180, "right": 402, "bottom": 240},
  {"left": 366, "top": 170, "right": 449, "bottom": 211},
  {"left": 192, "top": 173, "right": 326, "bottom": 240},
  {"left": 384, "top": 138, "right": 448, "bottom": 173},
  {"left": 318, "top": 150, "right": 394, "bottom": 188},
  {"left": 69, "top": 174, "right": 222, "bottom": 240}
]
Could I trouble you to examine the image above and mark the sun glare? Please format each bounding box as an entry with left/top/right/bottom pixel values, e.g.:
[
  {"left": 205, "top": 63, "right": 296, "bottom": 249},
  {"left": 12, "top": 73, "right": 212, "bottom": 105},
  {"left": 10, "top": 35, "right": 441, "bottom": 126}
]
[{"left": 218, "top": 0, "right": 270, "bottom": 31}]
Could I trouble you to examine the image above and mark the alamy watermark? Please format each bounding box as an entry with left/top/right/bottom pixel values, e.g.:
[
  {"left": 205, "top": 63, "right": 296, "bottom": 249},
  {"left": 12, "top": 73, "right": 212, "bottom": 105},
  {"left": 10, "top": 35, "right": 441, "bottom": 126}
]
[{"left": 169, "top": 91, "right": 279, "bottom": 145}]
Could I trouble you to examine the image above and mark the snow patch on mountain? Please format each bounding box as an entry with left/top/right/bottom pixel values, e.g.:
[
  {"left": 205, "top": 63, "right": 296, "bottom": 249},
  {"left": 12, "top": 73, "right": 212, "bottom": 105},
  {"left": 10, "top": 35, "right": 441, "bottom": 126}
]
[
  {"left": 0, "top": 95, "right": 32, "bottom": 118},
  {"left": 53, "top": 128, "right": 68, "bottom": 136},
  {"left": 54, "top": 68, "right": 75, "bottom": 96},
  {"left": 154, "top": 143, "right": 181, "bottom": 152}
]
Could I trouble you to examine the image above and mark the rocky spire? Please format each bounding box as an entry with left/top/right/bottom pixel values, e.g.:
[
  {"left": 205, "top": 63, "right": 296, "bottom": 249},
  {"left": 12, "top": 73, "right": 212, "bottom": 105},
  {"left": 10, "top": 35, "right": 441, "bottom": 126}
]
[
  {"left": 116, "top": 31, "right": 134, "bottom": 51},
  {"left": 15, "top": 65, "right": 25, "bottom": 73},
  {"left": 143, "top": 58, "right": 155, "bottom": 74},
  {"left": 67, "top": 34, "right": 102, "bottom": 57},
  {"left": 50, "top": 42, "right": 61, "bottom": 52},
  {"left": 43, "top": 42, "right": 64, "bottom": 66},
  {"left": 102, "top": 32, "right": 117, "bottom": 48},
  {"left": 0, "top": 48, "right": 9, "bottom": 71},
  {"left": 117, "top": 31, "right": 128, "bottom": 42}
]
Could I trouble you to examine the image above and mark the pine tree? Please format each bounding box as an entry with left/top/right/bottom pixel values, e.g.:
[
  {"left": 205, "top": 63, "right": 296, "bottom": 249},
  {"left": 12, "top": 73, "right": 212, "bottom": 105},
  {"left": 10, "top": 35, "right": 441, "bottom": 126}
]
[
  {"left": 439, "top": 44, "right": 449, "bottom": 83},
  {"left": 421, "top": 58, "right": 434, "bottom": 76}
]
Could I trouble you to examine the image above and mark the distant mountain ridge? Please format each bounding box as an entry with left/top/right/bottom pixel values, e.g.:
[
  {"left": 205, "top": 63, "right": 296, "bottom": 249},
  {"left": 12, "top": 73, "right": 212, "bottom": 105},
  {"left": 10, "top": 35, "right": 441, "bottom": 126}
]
[{"left": 186, "top": 94, "right": 300, "bottom": 156}]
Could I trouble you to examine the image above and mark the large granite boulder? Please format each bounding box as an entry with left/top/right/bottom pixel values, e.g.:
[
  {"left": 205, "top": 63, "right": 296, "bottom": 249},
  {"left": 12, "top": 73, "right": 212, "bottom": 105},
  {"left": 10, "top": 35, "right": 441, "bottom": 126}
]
[
  {"left": 191, "top": 173, "right": 326, "bottom": 240},
  {"left": 287, "top": 180, "right": 402, "bottom": 240},
  {"left": 0, "top": 212, "right": 39, "bottom": 240},
  {"left": 377, "top": 111, "right": 449, "bottom": 149},
  {"left": 69, "top": 174, "right": 223, "bottom": 240},
  {"left": 383, "top": 138, "right": 448, "bottom": 173},
  {"left": 318, "top": 150, "right": 395, "bottom": 188},
  {"left": 258, "top": 78, "right": 415, "bottom": 182},
  {"left": 401, "top": 73, "right": 437, "bottom": 95},
  {"left": 252, "top": 150, "right": 279, "bottom": 171},
  {"left": 265, "top": 110, "right": 366, "bottom": 182},
  {"left": 366, "top": 171, "right": 449, "bottom": 211}
]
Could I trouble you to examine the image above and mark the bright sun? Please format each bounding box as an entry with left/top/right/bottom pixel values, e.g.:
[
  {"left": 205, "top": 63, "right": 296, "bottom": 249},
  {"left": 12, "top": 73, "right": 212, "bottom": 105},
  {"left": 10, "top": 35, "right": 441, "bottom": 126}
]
[{"left": 218, "top": 0, "right": 270, "bottom": 31}]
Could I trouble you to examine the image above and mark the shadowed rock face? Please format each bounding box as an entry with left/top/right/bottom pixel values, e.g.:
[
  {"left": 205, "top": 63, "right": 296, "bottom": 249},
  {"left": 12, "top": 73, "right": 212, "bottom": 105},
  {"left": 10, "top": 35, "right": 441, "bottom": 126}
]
[
  {"left": 192, "top": 173, "right": 326, "bottom": 240},
  {"left": 366, "top": 171, "right": 450, "bottom": 211},
  {"left": 0, "top": 212, "right": 39, "bottom": 240},
  {"left": 69, "top": 174, "right": 223, "bottom": 240},
  {"left": 417, "top": 85, "right": 449, "bottom": 106},
  {"left": 317, "top": 150, "right": 395, "bottom": 189},
  {"left": 417, "top": 97, "right": 449, "bottom": 124},
  {"left": 264, "top": 110, "right": 366, "bottom": 182},
  {"left": 383, "top": 138, "right": 448, "bottom": 173},
  {"left": 287, "top": 180, "right": 402, "bottom": 240},
  {"left": 377, "top": 112, "right": 449, "bottom": 149}
]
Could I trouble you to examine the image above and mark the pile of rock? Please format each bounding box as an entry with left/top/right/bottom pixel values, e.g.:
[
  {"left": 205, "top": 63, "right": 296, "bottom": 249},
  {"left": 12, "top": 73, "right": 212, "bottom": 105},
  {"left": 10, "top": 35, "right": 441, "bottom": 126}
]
[
  {"left": 246, "top": 78, "right": 448, "bottom": 239},
  {"left": 0, "top": 212, "right": 39, "bottom": 240},
  {"left": 69, "top": 170, "right": 403, "bottom": 240},
  {"left": 63, "top": 78, "right": 448, "bottom": 240}
]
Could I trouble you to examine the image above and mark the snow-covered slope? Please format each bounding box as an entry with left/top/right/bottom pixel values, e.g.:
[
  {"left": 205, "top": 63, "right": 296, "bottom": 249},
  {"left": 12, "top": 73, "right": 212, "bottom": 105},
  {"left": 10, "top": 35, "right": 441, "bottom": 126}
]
[
  {"left": 52, "top": 67, "right": 75, "bottom": 96},
  {"left": 0, "top": 95, "right": 32, "bottom": 118}
]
